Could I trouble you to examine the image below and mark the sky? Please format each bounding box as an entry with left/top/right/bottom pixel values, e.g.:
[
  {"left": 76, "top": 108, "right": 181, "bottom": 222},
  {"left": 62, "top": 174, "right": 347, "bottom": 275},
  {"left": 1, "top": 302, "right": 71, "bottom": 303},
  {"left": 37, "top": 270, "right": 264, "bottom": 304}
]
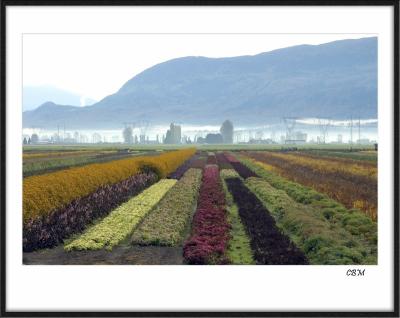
[{"left": 23, "top": 33, "right": 373, "bottom": 103}]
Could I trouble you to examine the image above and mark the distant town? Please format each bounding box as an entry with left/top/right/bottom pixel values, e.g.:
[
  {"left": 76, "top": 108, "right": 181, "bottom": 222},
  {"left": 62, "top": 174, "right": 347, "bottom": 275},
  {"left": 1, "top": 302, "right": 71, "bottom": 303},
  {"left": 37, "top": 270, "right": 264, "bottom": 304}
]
[{"left": 22, "top": 118, "right": 377, "bottom": 146}]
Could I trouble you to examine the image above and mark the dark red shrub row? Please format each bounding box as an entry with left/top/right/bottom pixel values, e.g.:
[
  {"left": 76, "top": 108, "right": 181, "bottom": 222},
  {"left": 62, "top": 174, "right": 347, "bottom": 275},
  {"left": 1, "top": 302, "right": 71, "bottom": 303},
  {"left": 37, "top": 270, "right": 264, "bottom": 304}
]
[
  {"left": 206, "top": 154, "right": 217, "bottom": 165},
  {"left": 225, "top": 177, "right": 309, "bottom": 265},
  {"left": 167, "top": 153, "right": 201, "bottom": 179},
  {"left": 23, "top": 172, "right": 158, "bottom": 252},
  {"left": 223, "top": 152, "right": 239, "bottom": 163},
  {"left": 223, "top": 152, "right": 258, "bottom": 179},
  {"left": 183, "top": 165, "right": 230, "bottom": 264},
  {"left": 189, "top": 157, "right": 207, "bottom": 169},
  {"left": 216, "top": 152, "right": 233, "bottom": 169}
]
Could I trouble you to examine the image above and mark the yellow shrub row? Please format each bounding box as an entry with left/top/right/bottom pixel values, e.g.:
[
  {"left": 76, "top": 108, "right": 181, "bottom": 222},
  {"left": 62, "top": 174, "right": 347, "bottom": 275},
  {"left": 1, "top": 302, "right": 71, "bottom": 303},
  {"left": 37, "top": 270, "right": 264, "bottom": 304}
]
[
  {"left": 23, "top": 148, "right": 196, "bottom": 223},
  {"left": 265, "top": 152, "right": 377, "bottom": 179}
]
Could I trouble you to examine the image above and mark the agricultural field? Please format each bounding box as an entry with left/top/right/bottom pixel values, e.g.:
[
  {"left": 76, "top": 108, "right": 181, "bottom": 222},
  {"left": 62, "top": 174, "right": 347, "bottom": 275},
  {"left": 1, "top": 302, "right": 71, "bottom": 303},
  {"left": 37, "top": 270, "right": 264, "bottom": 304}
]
[{"left": 23, "top": 146, "right": 377, "bottom": 265}]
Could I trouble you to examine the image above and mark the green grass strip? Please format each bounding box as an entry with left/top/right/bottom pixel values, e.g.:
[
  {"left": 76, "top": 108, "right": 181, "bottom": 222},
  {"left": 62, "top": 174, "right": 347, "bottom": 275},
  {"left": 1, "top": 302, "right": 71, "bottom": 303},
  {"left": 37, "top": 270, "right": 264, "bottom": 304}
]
[
  {"left": 237, "top": 155, "right": 377, "bottom": 248},
  {"left": 220, "top": 169, "right": 255, "bottom": 265},
  {"left": 131, "top": 169, "right": 202, "bottom": 246},
  {"left": 64, "top": 179, "right": 177, "bottom": 251},
  {"left": 245, "top": 177, "right": 376, "bottom": 264}
]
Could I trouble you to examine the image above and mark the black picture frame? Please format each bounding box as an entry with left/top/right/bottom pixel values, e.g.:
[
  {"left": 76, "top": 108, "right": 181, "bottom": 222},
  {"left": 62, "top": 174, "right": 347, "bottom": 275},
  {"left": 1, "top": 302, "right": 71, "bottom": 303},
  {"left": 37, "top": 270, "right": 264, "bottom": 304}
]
[{"left": 0, "top": 1, "right": 398, "bottom": 317}]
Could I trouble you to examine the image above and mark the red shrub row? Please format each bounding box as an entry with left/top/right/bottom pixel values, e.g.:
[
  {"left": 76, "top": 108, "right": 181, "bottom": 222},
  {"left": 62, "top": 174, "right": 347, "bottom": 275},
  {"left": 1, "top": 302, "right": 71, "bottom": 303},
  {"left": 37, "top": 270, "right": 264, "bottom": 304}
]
[
  {"left": 206, "top": 154, "right": 217, "bottom": 165},
  {"left": 223, "top": 152, "right": 258, "bottom": 179},
  {"left": 167, "top": 153, "right": 200, "bottom": 180},
  {"left": 183, "top": 165, "right": 230, "bottom": 264},
  {"left": 216, "top": 152, "right": 233, "bottom": 169}
]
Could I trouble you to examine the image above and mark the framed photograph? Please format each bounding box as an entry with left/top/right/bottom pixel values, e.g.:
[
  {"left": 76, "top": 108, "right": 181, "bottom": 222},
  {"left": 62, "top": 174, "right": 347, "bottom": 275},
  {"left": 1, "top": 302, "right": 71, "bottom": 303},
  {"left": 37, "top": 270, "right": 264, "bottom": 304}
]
[{"left": 1, "top": 0, "right": 399, "bottom": 316}]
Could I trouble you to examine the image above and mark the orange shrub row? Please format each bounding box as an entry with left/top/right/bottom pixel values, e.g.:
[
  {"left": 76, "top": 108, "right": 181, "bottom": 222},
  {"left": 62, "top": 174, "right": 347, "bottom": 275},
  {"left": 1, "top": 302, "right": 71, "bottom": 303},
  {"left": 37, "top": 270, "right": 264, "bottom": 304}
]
[
  {"left": 244, "top": 151, "right": 377, "bottom": 220},
  {"left": 23, "top": 148, "right": 196, "bottom": 223},
  {"left": 265, "top": 152, "right": 377, "bottom": 179}
]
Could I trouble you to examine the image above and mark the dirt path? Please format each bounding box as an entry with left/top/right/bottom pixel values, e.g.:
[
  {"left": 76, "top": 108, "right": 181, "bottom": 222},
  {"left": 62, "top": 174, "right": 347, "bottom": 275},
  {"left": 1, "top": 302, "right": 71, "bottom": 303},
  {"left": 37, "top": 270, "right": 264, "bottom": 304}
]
[{"left": 23, "top": 244, "right": 184, "bottom": 265}]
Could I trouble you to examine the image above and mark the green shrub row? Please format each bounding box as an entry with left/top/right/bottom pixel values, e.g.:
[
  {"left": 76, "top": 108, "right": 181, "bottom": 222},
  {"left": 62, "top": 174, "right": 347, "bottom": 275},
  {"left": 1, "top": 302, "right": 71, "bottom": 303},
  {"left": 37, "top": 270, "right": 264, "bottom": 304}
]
[
  {"left": 64, "top": 179, "right": 177, "bottom": 251},
  {"left": 237, "top": 155, "right": 377, "bottom": 249},
  {"left": 245, "top": 177, "right": 376, "bottom": 264},
  {"left": 220, "top": 170, "right": 255, "bottom": 265},
  {"left": 131, "top": 168, "right": 203, "bottom": 246}
]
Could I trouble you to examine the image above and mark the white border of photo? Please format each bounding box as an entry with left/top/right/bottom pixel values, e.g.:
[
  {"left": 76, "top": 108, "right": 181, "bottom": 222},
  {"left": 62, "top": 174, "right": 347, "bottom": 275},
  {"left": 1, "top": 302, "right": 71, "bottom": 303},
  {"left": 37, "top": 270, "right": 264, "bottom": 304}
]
[{"left": 6, "top": 5, "right": 394, "bottom": 312}]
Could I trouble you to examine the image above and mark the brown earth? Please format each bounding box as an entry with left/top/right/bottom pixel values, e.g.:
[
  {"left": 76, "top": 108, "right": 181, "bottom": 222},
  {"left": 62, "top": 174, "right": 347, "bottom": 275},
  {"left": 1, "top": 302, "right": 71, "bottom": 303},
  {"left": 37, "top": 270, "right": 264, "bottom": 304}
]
[{"left": 23, "top": 244, "right": 184, "bottom": 265}]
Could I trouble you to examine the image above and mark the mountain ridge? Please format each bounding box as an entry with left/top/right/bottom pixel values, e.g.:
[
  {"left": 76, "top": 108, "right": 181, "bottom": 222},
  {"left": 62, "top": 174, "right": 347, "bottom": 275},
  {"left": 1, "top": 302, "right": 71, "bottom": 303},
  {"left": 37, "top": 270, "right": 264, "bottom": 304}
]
[{"left": 23, "top": 37, "right": 377, "bottom": 129}]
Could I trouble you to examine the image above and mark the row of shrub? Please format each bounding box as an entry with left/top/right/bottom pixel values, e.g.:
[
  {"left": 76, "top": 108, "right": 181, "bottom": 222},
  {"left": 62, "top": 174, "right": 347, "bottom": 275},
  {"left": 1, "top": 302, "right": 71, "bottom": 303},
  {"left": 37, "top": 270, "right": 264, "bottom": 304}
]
[
  {"left": 225, "top": 177, "right": 309, "bottom": 265},
  {"left": 237, "top": 155, "right": 377, "bottom": 247},
  {"left": 206, "top": 153, "right": 217, "bottom": 165},
  {"left": 216, "top": 152, "right": 233, "bottom": 170},
  {"left": 245, "top": 177, "right": 376, "bottom": 264},
  {"left": 23, "top": 148, "right": 196, "bottom": 223},
  {"left": 167, "top": 153, "right": 200, "bottom": 180},
  {"left": 131, "top": 168, "right": 202, "bottom": 246},
  {"left": 23, "top": 171, "right": 158, "bottom": 252},
  {"left": 64, "top": 179, "right": 177, "bottom": 251},
  {"left": 183, "top": 165, "right": 230, "bottom": 264},
  {"left": 220, "top": 170, "right": 255, "bottom": 264},
  {"left": 244, "top": 151, "right": 377, "bottom": 220},
  {"left": 223, "top": 152, "right": 258, "bottom": 179}
]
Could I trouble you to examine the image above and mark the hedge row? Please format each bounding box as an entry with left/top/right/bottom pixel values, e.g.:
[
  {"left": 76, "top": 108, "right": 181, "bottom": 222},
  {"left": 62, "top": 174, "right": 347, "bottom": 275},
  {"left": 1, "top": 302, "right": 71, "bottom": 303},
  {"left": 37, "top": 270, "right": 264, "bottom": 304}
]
[
  {"left": 183, "top": 165, "right": 230, "bottom": 264},
  {"left": 223, "top": 152, "right": 258, "bottom": 179},
  {"left": 23, "top": 148, "right": 195, "bottom": 223},
  {"left": 237, "top": 155, "right": 377, "bottom": 248},
  {"left": 220, "top": 170, "right": 255, "bottom": 265},
  {"left": 245, "top": 177, "right": 376, "bottom": 264},
  {"left": 64, "top": 179, "right": 177, "bottom": 251},
  {"left": 225, "top": 177, "right": 309, "bottom": 265},
  {"left": 167, "top": 153, "right": 200, "bottom": 180},
  {"left": 23, "top": 172, "right": 158, "bottom": 252},
  {"left": 216, "top": 152, "right": 233, "bottom": 170},
  {"left": 131, "top": 168, "right": 202, "bottom": 246}
]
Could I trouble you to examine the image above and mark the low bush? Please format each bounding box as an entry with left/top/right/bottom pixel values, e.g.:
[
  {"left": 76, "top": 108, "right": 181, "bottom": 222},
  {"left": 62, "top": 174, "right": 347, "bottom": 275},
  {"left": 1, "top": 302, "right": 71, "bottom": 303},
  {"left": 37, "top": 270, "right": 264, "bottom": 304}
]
[
  {"left": 207, "top": 154, "right": 217, "bottom": 165},
  {"left": 220, "top": 170, "right": 255, "bottom": 265},
  {"left": 223, "top": 152, "right": 258, "bottom": 179},
  {"left": 237, "top": 155, "right": 377, "bottom": 247},
  {"left": 216, "top": 152, "right": 233, "bottom": 170},
  {"left": 183, "top": 165, "right": 230, "bottom": 264},
  {"left": 131, "top": 168, "right": 202, "bottom": 246},
  {"left": 167, "top": 153, "right": 200, "bottom": 180},
  {"left": 23, "top": 172, "right": 158, "bottom": 252},
  {"left": 64, "top": 179, "right": 177, "bottom": 251},
  {"left": 245, "top": 177, "right": 376, "bottom": 264},
  {"left": 225, "top": 177, "right": 308, "bottom": 265},
  {"left": 23, "top": 148, "right": 195, "bottom": 223}
]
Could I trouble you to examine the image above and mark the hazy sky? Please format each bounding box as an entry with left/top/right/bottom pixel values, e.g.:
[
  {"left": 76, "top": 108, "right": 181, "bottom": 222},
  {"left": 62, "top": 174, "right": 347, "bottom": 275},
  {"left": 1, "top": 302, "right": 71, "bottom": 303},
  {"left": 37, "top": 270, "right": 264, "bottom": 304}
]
[{"left": 23, "top": 33, "right": 373, "bottom": 102}]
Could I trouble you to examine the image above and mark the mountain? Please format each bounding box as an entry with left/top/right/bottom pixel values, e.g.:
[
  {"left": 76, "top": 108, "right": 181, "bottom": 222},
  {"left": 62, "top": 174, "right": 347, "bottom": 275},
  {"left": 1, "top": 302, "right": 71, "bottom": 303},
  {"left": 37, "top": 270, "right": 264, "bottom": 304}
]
[
  {"left": 23, "top": 37, "right": 377, "bottom": 129},
  {"left": 23, "top": 86, "right": 97, "bottom": 111}
]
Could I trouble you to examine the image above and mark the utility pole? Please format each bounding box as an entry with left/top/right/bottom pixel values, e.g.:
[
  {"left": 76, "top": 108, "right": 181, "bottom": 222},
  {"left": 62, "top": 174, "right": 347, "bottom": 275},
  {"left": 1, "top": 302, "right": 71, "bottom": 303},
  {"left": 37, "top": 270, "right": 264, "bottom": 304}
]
[{"left": 350, "top": 116, "right": 353, "bottom": 150}]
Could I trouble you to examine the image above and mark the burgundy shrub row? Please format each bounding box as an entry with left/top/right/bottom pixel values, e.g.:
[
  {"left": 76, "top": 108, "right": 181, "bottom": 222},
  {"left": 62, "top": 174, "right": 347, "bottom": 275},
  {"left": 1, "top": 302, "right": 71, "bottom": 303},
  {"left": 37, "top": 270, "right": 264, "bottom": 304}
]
[
  {"left": 225, "top": 177, "right": 309, "bottom": 265},
  {"left": 189, "top": 157, "right": 207, "bottom": 169},
  {"left": 206, "top": 154, "right": 217, "bottom": 165},
  {"left": 183, "top": 165, "right": 230, "bottom": 264},
  {"left": 23, "top": 172, "right": 158, "bottom": 252},
  {"left": 167, "top": 153, "right": 201, "bottom": 180},
  {"left": 216, "top": 152, "right": 233, "bottom": 170},
  {"left": 223, "top": 152, "right": 258, "bottom": 179},
  {"left": 223, "top": 152, "right": 239, "bottom": 163}
]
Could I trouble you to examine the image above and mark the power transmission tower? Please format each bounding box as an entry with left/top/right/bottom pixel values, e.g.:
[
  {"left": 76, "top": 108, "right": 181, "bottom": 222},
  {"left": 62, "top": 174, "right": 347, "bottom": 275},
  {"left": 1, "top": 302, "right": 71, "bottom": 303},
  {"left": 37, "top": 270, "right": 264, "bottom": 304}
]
[
  {"left": 283, "top": 117, "right": 297, "bottom": 143},
  {"left": 350, "top": 116, "right": 353, "bottom": 146},
  {"left": 317, "top": 118, "right": 331, "bottom": 144}
]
